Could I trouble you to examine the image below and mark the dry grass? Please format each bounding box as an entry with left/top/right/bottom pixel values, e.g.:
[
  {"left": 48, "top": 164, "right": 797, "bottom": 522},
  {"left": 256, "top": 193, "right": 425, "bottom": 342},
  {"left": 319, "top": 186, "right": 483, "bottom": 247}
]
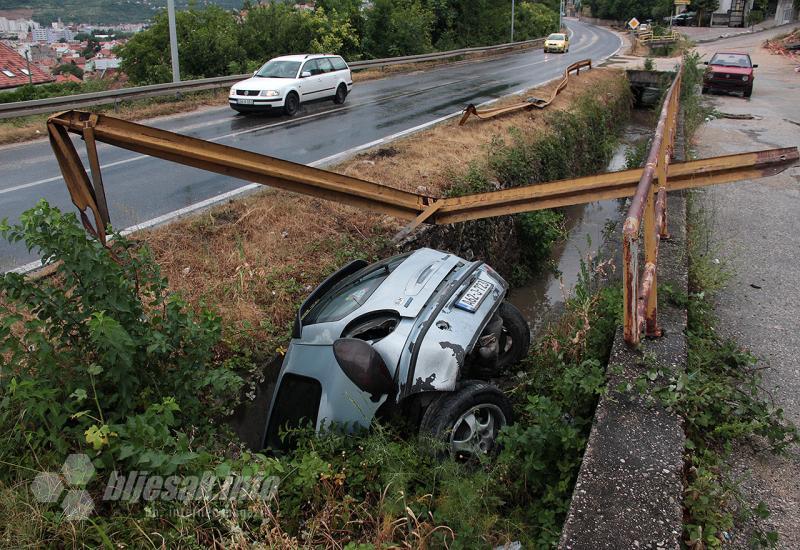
[
  {"left": 337, "top": 69, "right": 620, "bottom": 195},
  {"left": 144, "top": 191, "right": 392, "bottom": 345},
  {"left": 133, "top": 68, "right": 625, "bottom": 347}
]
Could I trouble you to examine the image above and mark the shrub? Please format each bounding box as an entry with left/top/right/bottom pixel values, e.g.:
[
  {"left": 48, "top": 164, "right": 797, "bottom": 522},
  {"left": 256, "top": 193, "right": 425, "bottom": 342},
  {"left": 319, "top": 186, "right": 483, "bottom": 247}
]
[{"left": 0, "top": 201, "right": 243, "bottom": 476}]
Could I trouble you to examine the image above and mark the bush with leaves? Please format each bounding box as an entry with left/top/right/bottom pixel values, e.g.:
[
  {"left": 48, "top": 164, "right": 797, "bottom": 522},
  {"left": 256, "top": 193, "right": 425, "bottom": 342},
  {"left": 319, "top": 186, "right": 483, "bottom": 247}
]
[{"left": 0, "top": 201, "right": 243, "bottom": 475}]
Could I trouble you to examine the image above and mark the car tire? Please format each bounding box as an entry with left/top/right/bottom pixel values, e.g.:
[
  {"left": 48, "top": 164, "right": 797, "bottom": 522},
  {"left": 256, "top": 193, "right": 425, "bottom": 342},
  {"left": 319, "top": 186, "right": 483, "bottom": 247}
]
[
  {"left": 419, "top": 381, "right": 512, "bottom": 460},
  {"left": 495, "top": 302, "right": 531, "bottom": 370},
  {"left": 283, "top": 92, "right": 300, "bottom": 116},
  {"left": 743, "top": 85, "right": 752, "bottom": 98},
  {"left": 333, "top": 83, "right": 348, "bottom": 104},
  {"left": 701, "top": 86, "right": 708, "bottom": 94}
]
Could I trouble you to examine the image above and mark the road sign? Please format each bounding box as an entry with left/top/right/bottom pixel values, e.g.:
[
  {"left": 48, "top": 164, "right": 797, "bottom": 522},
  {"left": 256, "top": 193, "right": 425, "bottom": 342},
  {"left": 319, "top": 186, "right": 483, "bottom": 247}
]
[
  {"left": 674, "top": 0, "right": 690, "bottom": 4},
  {"left": 628, "top": 17, "right": 640, "bottom": 29}
]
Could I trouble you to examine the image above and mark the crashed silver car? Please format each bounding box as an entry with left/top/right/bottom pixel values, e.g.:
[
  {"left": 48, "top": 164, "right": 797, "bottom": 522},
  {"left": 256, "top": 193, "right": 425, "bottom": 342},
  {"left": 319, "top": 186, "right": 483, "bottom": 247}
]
[{"left": 263, "top": 248, "right": 530, "bottom": 458}]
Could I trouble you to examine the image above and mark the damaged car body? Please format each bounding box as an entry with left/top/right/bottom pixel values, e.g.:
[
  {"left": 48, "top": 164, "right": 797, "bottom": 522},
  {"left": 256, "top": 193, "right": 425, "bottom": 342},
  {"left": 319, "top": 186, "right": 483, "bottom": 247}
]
[{"left": 263, "top": 248, "right": 530, "bottom": 459}]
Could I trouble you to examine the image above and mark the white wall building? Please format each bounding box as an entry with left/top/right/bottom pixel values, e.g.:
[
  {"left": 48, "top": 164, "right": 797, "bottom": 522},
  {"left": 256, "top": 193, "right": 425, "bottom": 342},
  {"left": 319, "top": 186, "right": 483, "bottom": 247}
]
[
  {"left": 774, "top": 0, "right": 798, "bottom": 24},
  {"left": 0, "top": 16, "right": 40, "bottom": 33}
]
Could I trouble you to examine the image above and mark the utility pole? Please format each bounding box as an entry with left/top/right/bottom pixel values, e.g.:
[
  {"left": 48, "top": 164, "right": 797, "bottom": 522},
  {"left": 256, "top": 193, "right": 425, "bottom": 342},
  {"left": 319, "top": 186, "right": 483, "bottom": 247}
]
[
  {"left": 167, "top": 0, "right": 180, "bottom": 83},
  {"left": 24, "top": 50, "right": 33, "bottom": 85},
  {"left": 559, "top": 0, "right": 564, "bottom": 30},
  {"left": 511, "top": 0, "right": 515, "bottom": 42}
]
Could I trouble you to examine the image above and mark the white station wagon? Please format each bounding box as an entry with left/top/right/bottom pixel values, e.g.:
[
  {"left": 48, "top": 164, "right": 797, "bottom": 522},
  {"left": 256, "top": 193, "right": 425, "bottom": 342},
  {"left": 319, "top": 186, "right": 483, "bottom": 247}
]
[{"left": 229, "top": 54, "right": 353, "bottom": 116}]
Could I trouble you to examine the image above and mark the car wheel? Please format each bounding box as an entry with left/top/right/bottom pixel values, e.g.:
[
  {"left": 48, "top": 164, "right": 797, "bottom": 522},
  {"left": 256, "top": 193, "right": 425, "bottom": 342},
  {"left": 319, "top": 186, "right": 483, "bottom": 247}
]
[
  {"left": 743, "top": 85, "right": 752, "bottom": 98},
  {"left": 701, "top": 86, "right": 708, "bottom": 94},
  {"left": 283, "top": 92, "right": 300, "bottom": 116},
  {"left": 419, "top": 381, "right": 512, "bottom": 460},
  {"left": 495, "top": 302, "right": 531, "bottom": 370},
  {"left": 333, "top": 84, "right": 348, "bottom": 104}
]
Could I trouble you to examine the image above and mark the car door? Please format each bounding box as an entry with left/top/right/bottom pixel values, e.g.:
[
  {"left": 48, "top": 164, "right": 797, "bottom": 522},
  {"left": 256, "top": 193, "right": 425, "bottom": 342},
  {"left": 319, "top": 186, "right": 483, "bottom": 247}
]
[
  {"left": 316, "top": 57, "right": 338, "bottom": 98},
  {"left": 299, "top": 59, "right": 325, "bottom": 101}
]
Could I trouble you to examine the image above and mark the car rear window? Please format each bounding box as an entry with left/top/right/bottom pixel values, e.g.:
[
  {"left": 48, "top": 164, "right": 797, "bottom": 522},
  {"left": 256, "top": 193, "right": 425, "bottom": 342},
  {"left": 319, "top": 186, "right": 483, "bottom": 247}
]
[
  {"left": 710, "top": 53, "right": 751, "bottom": 67},
  {"left": 330, "top": 56, "right": 348, "bottom": 71},
  {"left": 303, "top": 254, "right": 408, "bottom": 325}
]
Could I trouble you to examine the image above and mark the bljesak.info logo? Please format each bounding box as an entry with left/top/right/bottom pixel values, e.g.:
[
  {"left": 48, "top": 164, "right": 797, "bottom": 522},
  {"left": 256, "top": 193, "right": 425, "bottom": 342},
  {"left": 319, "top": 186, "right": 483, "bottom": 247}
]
[{"left": 30, "top": 453, "right": 280, "bottom": 520}]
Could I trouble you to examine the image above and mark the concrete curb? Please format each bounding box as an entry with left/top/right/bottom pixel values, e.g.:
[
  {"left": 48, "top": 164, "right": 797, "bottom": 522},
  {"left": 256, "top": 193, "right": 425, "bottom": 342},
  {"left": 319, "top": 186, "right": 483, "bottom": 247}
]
[
  {"left": 691, "top": 22, "right": 794, "bottom": 44},
  {"left": 559, "top": 192, "right": 688, "bottom": 550},
  {"left": 559, "top": 110, "right": 691, "bottom": 547}
]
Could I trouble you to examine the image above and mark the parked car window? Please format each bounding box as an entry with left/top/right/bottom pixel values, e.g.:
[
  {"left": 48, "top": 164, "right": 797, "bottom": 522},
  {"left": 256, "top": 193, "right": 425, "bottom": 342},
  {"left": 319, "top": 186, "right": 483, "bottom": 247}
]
[
  {"left": 304, "top": 255, "right": 408, "bottom": 325},
  {"left": 302, "top": 59, "right": 324, "bottom": 76},
  {"left": 330, "top": 56, "right": 348, "bottom": 71},
  {"left": 256, "top": 60, "right": 301, "bottom": 78},
  {"left": 317, "top": 58, "right": 335, "bottom": 73},
  {"left": 710, "top": 53, "right": 751, "bottom": 67}
]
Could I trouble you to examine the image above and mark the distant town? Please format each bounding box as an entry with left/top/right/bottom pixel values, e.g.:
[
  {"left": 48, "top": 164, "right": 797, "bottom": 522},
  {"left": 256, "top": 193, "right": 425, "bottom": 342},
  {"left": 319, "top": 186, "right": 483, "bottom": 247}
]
[{"left": 0, "top": 12, "right": 145, "bottom": 91}]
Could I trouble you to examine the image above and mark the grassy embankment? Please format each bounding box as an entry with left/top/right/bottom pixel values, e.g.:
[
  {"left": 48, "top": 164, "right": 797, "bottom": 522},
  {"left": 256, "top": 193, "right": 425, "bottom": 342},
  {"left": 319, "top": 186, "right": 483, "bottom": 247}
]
[{"left": 0, "top": 69, "right": 632, "bottom": 547}]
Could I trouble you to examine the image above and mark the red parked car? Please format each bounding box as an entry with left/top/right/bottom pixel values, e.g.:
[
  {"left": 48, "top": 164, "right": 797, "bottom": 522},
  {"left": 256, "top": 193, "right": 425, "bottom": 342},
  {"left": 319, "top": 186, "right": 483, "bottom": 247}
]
[{"left": 702, "top": 52, "right": 758, "bottom": 98}]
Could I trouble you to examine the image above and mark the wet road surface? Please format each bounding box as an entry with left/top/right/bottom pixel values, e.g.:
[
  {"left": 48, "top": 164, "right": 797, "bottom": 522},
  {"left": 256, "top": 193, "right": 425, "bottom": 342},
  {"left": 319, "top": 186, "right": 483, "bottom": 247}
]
[{"left": 0, "top": 20, "right": 621, "bottom": 271}]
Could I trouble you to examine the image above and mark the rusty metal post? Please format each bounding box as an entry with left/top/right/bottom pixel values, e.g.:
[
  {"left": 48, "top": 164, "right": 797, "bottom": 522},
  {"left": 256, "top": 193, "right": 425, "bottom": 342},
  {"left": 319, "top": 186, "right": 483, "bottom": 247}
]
[
  {"left": 643, "top": 191, "right": 659, "bottom": 334},
  {"left": 622, "top": 220, "right": 640, "bottom": 345}
]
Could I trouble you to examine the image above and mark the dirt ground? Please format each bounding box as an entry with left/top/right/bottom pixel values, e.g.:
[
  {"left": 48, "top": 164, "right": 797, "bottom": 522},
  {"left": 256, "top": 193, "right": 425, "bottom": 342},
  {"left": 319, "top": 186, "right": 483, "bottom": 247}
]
[
  {"left": 690, "top": 27, "right": 800, "bottom": 548},
  {"left": 138, "top": 68, "right": 625, "bottom": 345}
]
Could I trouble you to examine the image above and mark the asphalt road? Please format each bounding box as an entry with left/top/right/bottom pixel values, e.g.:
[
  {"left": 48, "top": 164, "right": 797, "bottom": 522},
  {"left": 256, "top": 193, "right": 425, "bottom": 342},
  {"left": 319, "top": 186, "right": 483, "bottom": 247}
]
[
  {"left": 693, "top": 28, "right": 800, "bottom": 547},
  {"left": 0, "top": 19, "right": 621, "bottom": 271}
]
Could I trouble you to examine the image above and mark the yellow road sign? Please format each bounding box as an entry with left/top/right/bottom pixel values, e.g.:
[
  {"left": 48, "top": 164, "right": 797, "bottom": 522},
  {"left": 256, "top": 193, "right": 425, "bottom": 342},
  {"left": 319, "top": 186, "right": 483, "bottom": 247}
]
[{"left": 628, "top": 17, "right": 640, "bottom": 29}]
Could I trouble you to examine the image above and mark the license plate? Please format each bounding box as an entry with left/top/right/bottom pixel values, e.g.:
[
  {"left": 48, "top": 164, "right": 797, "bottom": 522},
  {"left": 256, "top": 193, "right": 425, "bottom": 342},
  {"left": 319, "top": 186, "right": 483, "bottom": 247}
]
[
  {"left": 455, "top": 279, "right": 493, "bottom": 313},
  {"left": 237, "top": 98, "right": 254, "bottom": 105}
]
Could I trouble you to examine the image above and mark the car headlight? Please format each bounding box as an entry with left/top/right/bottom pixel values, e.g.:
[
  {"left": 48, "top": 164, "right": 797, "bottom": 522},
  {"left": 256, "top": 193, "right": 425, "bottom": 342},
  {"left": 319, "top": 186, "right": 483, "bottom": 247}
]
[
  {"left": 259, "top": 90, "right": 279, "bottom": 97},
  {"left": 742, "top": 75, "right": 749, "bottom": 81},
  {"left": 229, "top": 86, "right": 236, "bottom": 96}
]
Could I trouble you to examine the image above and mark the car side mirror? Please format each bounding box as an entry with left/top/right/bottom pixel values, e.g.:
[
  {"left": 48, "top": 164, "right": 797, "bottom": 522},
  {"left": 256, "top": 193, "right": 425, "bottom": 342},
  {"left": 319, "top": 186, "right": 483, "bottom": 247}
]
[
  {"left": 333, "top": 338, "right": 393, "bottom": 402},
  {"left": 752, "top": 64, "right": 758, "bottom": 68},
  {"left": 301, "top": 71, "right": 311, "bottom": 78},
  {"left": 703, "top": 61, "right": 708, "bottom": 65}
]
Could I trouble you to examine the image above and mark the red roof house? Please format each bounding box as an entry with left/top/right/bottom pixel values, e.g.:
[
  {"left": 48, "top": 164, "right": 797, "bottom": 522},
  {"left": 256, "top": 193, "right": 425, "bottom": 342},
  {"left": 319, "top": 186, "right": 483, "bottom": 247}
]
[
  {"left": 55, "top": 73, "right": 82, "bottom": 84},
  {"left": 0, "top": 42, "right": 55, "bottom": 90}
]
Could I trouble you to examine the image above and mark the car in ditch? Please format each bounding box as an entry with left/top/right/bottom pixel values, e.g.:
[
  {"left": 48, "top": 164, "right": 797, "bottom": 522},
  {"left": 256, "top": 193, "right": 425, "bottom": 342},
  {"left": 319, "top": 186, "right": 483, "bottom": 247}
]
[
  {"left": 263, "top": 248, "right": 530, "bottom": 459},
  {"left": 229, "top": 54, "right": 353, "bottom": 116},
  {"left": 702, "top": 51, "right": 757, "bottom": 98},
  {"left": 544, "top": 32, "right": 569, "bottom": 53}
]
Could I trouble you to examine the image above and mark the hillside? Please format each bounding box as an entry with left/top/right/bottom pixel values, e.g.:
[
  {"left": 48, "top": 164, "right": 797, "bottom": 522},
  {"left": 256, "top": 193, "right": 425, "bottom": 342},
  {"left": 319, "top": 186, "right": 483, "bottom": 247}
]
[{"left": 0, "top": 0, "right": 245, "bottom": 25}]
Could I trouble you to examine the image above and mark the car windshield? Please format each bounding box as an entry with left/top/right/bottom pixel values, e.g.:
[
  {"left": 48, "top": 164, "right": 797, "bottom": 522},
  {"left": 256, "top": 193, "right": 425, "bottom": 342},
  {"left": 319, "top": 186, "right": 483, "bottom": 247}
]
[
  {"left": 710, "top": 53, "right": 751, "bottom": 67},
  {"left": 303, "top": 255, "right": 408, "bottom": 325},
  {"left": 548, "top": 34, "right": 565, "bottom": 40},
  {"left": 255, "top": 60, "right": 301, "bottom": 78}
]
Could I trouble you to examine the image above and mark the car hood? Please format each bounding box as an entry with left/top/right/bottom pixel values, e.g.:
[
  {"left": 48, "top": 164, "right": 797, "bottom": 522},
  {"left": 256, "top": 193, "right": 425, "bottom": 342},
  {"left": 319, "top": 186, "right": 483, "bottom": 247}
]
[
  {"left": 708, "top": 65, "right": 751, "bottom": 75},
  {"left": 232, "top": 76, "right": 292, "bottom": 91}
]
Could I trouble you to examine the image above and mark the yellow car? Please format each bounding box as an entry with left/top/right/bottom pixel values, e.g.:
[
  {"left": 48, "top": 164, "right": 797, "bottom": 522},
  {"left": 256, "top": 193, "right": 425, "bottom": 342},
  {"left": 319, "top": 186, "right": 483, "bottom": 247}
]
[{"left": 544, "top": 33, "right": 569, "bottom": 53}]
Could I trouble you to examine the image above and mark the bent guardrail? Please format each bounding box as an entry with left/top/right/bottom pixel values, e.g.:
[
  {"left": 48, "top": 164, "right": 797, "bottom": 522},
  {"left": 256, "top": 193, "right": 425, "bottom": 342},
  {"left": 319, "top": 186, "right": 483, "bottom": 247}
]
[{"left": 0, "top": 38, "right": 544, "bottom": 121}]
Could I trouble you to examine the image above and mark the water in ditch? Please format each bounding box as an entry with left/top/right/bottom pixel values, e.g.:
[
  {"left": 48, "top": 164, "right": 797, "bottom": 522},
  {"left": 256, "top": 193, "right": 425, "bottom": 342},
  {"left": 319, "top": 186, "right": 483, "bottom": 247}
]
[{"left": 508, "top": 111, "right": 654, "bottom": 336}]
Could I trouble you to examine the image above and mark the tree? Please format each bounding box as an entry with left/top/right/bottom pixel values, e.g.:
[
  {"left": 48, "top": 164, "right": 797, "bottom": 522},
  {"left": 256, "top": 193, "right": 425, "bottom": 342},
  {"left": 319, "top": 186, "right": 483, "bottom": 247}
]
[
  {"left": 363, "top": 0, "right": 435, "bottom": 58},
  {"left": 82, "top": 37, "right": 100, "bottom": 59},
  {"left": 690, "top": 0, "right": 719, "bottom": 26},
  {"left": 117, "top": 5, "right": 239, "bottom": 84},
  {"left": 515, "top": 2, "right": 559, "bottom": 41},
  {"left": 54, "top": 63, "right": 84, "bottom": 79}
]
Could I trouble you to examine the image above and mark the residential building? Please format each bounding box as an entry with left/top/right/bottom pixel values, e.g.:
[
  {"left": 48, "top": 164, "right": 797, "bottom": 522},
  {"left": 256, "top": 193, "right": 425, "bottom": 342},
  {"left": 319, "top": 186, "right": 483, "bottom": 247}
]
[{"left": 0, "top": 41, "right": 55, "bottom": 90}]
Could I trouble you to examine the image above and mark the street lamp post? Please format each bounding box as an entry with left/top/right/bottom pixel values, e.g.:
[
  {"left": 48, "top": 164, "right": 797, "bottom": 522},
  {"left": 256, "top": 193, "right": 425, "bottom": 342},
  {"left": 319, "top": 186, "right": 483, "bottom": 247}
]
[
  {"left": 511, "top": 0, "right": 515, "bottom": 42},
  {"left": 167, "top": 0, "right": 180, "bottom": 83}
]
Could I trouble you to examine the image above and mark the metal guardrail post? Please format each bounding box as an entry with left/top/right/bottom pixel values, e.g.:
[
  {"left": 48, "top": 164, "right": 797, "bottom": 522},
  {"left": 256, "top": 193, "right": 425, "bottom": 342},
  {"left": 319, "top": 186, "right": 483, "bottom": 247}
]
[{"left": 623, "top": 66, "right": 683, "bottom": 345}]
